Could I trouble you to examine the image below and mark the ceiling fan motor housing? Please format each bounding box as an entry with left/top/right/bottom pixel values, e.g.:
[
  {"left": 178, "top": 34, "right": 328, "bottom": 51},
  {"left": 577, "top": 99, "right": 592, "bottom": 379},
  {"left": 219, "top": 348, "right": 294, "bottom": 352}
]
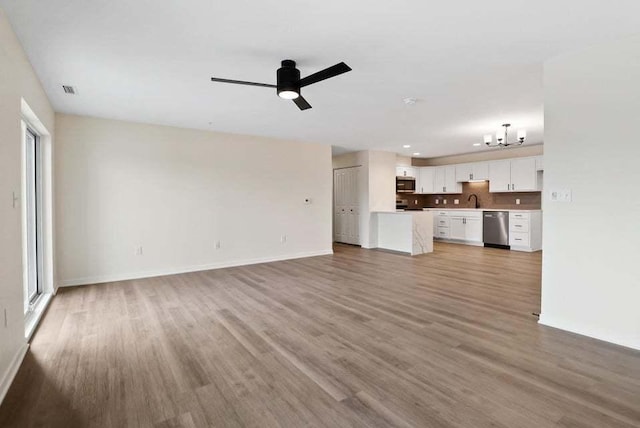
[{"left": 277, "top": 60, "right": 300, "bottom": 96}]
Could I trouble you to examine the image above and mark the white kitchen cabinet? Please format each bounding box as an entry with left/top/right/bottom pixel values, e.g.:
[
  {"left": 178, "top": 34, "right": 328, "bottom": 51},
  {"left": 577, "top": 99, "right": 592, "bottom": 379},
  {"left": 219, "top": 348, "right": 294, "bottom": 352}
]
[
  {"left": 449, "top": 216, "right": 466, "bottom": 240},
  {"left": 449, "top": 212, "right": 482, "bottom": 243},
  {"left": 456, "top": 162, "right": 489, "bottom": 182},
  {"left": 509, "top": 211, "right": 542, "bottom": 251},
  {"left": 489, "top": 157, "right": 539, "bottom": 193},
  {"left": 510, "top": 158, "right": 538, "bottom": 191},
  {"left": 535, "top": 156, "right": 544, "bottom": 171},
  {"left": 488, "top": 160, "right": 511, "bottom": 192},
  {"left": 433, "top": 210, "right": 482, "bottom": 245},
  {"left": 416, "top": 167, "right": 436, "bottom": 194},
  {"left": 465, "top": 216, "right": 483, "bottom": 243},
  {"left": 396, "top": 166, "right": 417, "bottom": 178},
  {"left": 434, "top": 166, "right": 461, "bottom": 194}
]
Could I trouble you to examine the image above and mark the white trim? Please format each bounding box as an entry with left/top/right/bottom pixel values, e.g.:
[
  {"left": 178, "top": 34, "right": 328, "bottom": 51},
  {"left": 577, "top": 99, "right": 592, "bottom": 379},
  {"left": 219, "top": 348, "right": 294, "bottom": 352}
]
[
  {"left": 24, "top": 292, "right": 53, "bottom": 341},
  {"left": 539, "top": 315, "right": 640, "bottom": 351},
  {"left": 0, "top": 343, "right": 29, "bottom": 406},
  {"left": 60, "top": 249, "right": 334, "bottom": 287}
]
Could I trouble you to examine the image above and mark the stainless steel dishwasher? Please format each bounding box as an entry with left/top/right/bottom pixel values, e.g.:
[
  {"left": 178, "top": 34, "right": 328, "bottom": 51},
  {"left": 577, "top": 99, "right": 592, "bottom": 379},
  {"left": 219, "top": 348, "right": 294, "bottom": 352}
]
[{"left": 483, "top": 211, "right": 509, "bottom": 249}]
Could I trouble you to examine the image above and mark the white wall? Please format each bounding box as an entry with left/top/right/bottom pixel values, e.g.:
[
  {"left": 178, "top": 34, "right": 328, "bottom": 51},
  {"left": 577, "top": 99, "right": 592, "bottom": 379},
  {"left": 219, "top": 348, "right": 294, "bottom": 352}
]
[
  {"left": 0, "top": 8, "right": 55, "bottom": 401},
  {"left": 55, "top": 114, "right": 332, "bottom": 285},
  {"left": 540, "top": 35, "right": 640, "bottom": 350}
]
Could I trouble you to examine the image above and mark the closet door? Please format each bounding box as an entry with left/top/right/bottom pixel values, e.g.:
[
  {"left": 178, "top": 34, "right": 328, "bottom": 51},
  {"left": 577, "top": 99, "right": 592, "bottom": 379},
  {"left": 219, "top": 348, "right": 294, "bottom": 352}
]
[
  {"left": 334, "top": 167, "right": 361, "bottom": 245},
  {"left": 333, "top": 169, "right": 345, "bottom": 242}
]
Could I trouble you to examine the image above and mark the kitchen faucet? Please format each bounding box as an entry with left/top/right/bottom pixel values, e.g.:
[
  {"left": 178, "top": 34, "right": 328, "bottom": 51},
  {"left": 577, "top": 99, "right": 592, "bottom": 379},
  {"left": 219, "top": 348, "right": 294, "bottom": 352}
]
[{"left": 468, "top": 193, "right": 479, "bottom": 209}]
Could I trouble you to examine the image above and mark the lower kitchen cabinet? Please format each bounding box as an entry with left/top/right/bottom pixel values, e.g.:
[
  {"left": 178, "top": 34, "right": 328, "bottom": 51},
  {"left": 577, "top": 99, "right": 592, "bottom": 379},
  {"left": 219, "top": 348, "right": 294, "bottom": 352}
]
[
  {"left": 429, "top": 209, "right": 542, "bottom": 251},
  {"left": 450, "top": 213, "right": 482, "bottom": 243},
  {"left": 433, "top": 210, "right": 483, "bottom": 246},
  {"left": 509, "top": 211, "right": 542, "bottom": 252}
]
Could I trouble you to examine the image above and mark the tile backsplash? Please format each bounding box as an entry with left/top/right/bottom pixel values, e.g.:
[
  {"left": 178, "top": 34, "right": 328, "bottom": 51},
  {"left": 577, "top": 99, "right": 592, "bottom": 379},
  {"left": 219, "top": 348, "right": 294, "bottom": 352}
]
[{"left": 399, "top": 181, "right": 541, "bottom": 210}]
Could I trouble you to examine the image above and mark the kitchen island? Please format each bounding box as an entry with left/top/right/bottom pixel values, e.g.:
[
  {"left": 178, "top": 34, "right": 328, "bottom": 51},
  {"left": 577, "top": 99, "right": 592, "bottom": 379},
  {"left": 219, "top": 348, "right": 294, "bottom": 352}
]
[{"left": 371, "top": 211, "right": 433, "bottom": 255}]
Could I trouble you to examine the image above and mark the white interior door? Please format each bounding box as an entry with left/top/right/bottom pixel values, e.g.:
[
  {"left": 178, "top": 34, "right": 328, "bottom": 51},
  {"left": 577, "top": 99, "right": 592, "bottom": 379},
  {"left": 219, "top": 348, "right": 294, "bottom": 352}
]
[{"left": 334, "top": 167, "right": 361, "bottom": 245}]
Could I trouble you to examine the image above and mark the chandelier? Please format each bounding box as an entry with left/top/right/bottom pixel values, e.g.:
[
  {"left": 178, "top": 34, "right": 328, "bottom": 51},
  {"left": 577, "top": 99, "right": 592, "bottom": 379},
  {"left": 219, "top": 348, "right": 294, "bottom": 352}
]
[{"left": 483, "top": 123, "right": 526, "bottom": 147}]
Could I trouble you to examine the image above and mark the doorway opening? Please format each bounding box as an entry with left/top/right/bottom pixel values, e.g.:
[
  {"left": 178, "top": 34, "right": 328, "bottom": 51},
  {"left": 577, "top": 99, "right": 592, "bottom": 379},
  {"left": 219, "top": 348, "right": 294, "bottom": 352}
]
[{"left": 23, "top": 126, "right": 44, "bottom": 311}]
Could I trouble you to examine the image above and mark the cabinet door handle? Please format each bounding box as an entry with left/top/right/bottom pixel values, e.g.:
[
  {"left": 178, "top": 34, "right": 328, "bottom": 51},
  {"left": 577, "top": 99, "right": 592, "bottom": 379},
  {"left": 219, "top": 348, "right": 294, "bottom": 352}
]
[
  {"left": 512, "top": 183, "right": 515, "bottom": 190},
  {"left": 507, "top": 184, "right": 510, "bottom": 190}
]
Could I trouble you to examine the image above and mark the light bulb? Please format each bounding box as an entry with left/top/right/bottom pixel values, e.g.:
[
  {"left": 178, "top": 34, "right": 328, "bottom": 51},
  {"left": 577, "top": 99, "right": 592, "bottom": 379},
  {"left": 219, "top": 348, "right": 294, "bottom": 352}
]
[
  {"left": 278, "top": 90, "right": 299, "bottom": 100},
  {"left": 517, "top": 129, "right": 527, "bottom": 140},
  {"left": 483, "top": 134, "right": 492, "bottom": 144}
]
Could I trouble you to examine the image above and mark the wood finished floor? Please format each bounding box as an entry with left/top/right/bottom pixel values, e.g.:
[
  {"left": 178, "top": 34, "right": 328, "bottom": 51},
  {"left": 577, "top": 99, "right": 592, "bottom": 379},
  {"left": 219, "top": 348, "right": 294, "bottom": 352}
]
[{"left": 1, "top": 242, "right": 640, "bottom": 428}]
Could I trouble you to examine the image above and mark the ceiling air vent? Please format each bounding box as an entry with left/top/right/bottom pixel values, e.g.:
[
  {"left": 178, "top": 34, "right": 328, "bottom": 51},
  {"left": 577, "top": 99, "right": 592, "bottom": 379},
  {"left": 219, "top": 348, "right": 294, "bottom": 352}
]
[{"left": 62, "top": 85, "right": 76, "bottom": 94}]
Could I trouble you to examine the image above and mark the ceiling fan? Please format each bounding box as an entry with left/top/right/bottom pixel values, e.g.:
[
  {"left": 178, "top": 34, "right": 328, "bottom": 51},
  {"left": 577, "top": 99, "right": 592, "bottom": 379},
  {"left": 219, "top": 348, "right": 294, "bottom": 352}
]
[{"left": 210, "top": 60, "right": 352, "bottom": 111}]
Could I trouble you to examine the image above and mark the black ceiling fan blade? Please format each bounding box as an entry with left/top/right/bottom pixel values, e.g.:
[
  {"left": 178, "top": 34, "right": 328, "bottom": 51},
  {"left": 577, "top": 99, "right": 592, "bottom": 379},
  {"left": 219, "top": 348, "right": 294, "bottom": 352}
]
[
  {"left": 299, "top": 62, "right": 352, "bottom": 87},
  {"left": 293, "top": 95, "right": 312, "bottom": 110},
  {"left": 210, "top": 77, "right": 276, "bottom": 88}
]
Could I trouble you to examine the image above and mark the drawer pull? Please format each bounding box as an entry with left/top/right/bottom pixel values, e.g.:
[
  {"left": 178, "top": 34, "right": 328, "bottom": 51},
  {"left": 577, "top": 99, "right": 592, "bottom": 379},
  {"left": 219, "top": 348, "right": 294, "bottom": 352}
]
[{"left": 515, "top": 225, "right": 522, "bottom": 228}]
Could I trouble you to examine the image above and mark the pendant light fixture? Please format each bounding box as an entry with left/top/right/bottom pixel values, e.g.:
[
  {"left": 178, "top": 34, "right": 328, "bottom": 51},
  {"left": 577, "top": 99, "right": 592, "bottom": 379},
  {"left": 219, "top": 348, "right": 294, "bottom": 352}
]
[{"left": 483, "top": 123, "right": 526, "bottom": 147}]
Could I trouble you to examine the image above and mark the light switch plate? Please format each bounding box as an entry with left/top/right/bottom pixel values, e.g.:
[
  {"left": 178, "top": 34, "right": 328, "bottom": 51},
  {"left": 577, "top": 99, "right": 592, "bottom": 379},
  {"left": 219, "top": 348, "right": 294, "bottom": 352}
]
[{"left": 550, "top": 189, "right": 572, "bottom": 202}]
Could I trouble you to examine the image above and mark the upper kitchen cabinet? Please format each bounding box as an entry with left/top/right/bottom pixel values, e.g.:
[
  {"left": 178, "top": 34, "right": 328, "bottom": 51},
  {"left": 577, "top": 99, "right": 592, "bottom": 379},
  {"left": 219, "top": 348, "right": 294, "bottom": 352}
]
[
  {"left": 396, "top": 166, "right": 417, "bottom": 178},
  {"left": 489, "top": 157, "right": 539, "bottom": 192},
  {"left": 455, "top": 162, "right": 489, "bottom": 182},
  {"left": 416, "top": 167, "right": 436, "bottom": 194},
  {"left": 434, "top": 166, "right": 462, "bottom": 194}
]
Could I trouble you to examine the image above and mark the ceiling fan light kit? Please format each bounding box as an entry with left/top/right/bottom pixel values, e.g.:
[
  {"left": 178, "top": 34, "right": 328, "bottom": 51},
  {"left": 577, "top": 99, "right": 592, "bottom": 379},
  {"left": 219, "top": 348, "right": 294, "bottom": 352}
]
[
  {"left": 210, "top": 59, "right": 352, "bottom": 110},
  {"left": 483, "top": 123, "right": 526, "bottom": 148}
]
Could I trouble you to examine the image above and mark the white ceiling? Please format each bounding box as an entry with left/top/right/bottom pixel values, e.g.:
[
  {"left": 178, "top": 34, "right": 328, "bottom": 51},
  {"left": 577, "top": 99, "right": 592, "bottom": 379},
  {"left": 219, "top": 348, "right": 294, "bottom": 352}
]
[{"left": 3, "top": 0, "right": 640, "bottom": 157}]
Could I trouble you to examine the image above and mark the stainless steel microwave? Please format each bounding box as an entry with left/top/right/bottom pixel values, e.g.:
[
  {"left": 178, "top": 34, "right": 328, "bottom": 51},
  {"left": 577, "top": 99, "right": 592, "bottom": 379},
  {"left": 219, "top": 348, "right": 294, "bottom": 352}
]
[{"left": 396, "top": 176, "right": 416, "bottom": 193}]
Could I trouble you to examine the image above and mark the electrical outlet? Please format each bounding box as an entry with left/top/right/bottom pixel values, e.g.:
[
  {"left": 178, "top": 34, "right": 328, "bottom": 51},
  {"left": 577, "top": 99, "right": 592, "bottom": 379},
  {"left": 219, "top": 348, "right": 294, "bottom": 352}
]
[
  {"left": 435, "top": 200, "right": 439, "bottom": 205},
  {"left": 135, "top": 246, "right": 143, "bottom": 256},
  {"left": 215, "top": 241, "right": 221, "bottom": 249},
  {"left": 516, "top": 198, "right": 521, "bottom": 205},
  {"left": 443, "top": 199, "right": 447, "bottom": 205},
  {"left": 280, "top": 235, "right": 287, "bottom": 244},
  {"left": 414, "top": 199, "right": 418, "bottom": 204},
  {"left": 454, "top": 199, "right": 459, "bottom": 205}
]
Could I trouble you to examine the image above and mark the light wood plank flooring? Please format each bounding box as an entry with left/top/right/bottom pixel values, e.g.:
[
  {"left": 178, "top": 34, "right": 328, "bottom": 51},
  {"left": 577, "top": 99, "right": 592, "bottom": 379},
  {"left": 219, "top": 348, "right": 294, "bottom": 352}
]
[{"left": 1, "top": 243, "right": 640, "bottom": 427}]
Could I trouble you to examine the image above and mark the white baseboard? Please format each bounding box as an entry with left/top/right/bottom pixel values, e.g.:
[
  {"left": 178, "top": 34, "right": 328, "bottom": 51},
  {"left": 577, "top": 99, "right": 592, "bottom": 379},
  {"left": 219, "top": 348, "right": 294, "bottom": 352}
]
[
  {"left": 0, "top": 343, "right": 29, "bottom": 406},
  {"left": 539, "top": 315, "right": 640, "bottom": 351},
  {"left": 60, "top": 249, "right": 334, "bottom": 287}
]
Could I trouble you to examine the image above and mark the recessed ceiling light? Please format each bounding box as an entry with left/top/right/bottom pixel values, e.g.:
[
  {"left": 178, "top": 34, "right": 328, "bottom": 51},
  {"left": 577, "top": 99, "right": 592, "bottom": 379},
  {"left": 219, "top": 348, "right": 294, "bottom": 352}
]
[
  {"left": 403, "top": 145, "right": 411, "bottom": 148},
  {"left": 473, "top": 143, "right": 481, "bottom": 146},
  {"left": 413, "top": 152, "right": 421, "bottom": 156}
]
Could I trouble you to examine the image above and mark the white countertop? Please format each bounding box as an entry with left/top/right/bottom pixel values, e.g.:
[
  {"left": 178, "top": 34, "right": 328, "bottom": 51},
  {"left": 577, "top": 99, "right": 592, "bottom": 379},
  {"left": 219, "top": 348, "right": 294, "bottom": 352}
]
[{"left": 421, "top": 208, "right": 541, "bottom": 212}]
